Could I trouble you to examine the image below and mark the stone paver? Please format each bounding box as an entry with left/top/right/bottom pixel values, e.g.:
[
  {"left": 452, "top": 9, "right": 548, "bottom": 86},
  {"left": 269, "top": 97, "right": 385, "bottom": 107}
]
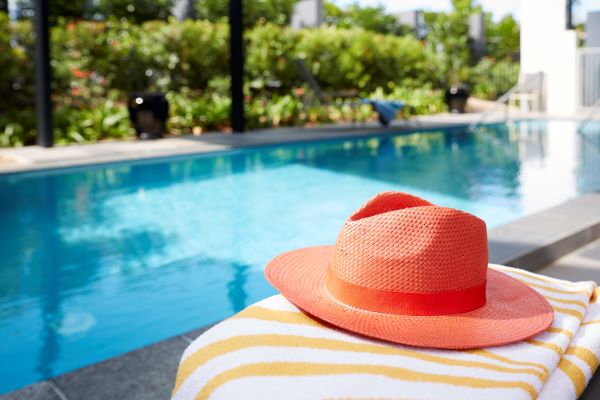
[
  {"left": 538, "top": 239, "right": 600, "bottom": 283},
  {"left": 50, "top": 336, "right": 188, "bottom": 400},
  {"left": 0, "top": 113, "right": 523, "bottom": 175},
  {"left": 488, "top": 192, "right": 600, "bottom": 271},
  {"left": 0, "top": 382, "right": 62, "bottom": 400}
]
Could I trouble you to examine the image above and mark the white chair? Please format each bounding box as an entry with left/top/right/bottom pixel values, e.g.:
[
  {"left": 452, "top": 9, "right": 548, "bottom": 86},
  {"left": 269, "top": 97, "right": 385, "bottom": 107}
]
[{"left": 508, "top": 72, "right": 545, "bottom": 112}]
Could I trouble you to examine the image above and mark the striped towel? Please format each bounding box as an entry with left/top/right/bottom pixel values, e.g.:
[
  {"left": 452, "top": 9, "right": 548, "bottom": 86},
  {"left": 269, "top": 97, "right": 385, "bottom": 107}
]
[{"left": 172, "top": 265, "right": 600, "bottom": 400}]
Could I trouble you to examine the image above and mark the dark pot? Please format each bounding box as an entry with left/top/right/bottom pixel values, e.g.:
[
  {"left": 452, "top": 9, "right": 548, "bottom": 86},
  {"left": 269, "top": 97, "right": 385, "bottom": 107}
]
[
  {"left": 444, "top": 85, "right": 470, "bottom": 114},
  {"left": 128, "top": 92, "right": 169, "bottom": 140}
]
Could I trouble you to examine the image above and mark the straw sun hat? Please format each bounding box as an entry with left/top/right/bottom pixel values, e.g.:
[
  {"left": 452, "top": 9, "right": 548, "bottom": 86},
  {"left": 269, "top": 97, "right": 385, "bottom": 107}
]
[{"left": 266, "top": 192, "right": 553, "bottom": 349}]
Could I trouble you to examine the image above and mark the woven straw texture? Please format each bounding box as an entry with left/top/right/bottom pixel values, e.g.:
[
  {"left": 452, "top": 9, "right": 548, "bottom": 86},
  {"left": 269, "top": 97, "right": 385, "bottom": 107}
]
[{"left": 332, "top": 191, "right": 488, "bottom": 292}]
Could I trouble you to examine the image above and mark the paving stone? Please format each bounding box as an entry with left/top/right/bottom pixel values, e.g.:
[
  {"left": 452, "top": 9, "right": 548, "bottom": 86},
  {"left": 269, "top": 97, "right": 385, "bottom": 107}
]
[
  {"left": 580, "top": 242, "right": 600, "bottom": 261},
  {"left": 0, "top": 114, "right": 498, "bottom": 174},
  {"left": 0, "top": 382, "right": 61, "bottom": 400},
  {"left": 181, "top": 324, "right": 215, "bottom": 342},
  {"left": 538, "top": 239, "right": 600, "bottom": 283},
  {"left": 52, "top": 336, "right": 188, "bottom": 400},
  {"left": 488, "top": 192, "right": 600, "bottom": 271}
]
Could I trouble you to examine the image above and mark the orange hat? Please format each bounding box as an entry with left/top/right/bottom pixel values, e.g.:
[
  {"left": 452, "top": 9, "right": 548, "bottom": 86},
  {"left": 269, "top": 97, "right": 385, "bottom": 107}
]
[{"left": 265, "top": 192, "right": 553, "bottom": 349}]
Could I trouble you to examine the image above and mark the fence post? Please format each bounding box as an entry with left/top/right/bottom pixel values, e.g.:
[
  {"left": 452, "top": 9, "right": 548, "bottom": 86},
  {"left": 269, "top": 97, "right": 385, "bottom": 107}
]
[
  {"left": 229, "top": 0, "right": 245, "bottom": 133},
  {"left": 34, "top": 0, "right": 53, "bottom": 148}
]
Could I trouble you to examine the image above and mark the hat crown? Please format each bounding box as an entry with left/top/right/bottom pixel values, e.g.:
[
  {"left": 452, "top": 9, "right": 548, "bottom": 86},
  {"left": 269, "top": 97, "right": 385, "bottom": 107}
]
[{"left": 329, "top": 192, "right": 488, "bottom": 294}]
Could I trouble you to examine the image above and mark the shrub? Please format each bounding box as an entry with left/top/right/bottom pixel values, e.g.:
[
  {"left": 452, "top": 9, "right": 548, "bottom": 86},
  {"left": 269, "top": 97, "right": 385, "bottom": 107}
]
[
  {"left": 295, "top": 26, "right": 430, "bottom": 92},
  {"left": 196, "top": 0, "right": 297, "bottom": 26},
  {"left": 0, "top": 16, "right": 513, "bottom": 147},
  {"left": 471, "top": 58, "right": 519, "bottom": 100},
  {"left": 96, "top": 0, "right": 174, "bottom": 23}
]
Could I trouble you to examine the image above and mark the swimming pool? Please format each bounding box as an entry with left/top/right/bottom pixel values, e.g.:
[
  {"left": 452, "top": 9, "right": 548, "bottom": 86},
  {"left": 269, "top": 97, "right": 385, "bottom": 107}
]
[{"left": 1, "top": 119, "right": 599, "bottom": 393}]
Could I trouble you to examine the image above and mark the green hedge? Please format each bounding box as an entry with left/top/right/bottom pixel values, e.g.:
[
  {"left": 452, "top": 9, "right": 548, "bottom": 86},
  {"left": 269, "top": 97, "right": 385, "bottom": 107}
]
[{"left": 1, "top": 15, "right": 499, "bottom": 146}]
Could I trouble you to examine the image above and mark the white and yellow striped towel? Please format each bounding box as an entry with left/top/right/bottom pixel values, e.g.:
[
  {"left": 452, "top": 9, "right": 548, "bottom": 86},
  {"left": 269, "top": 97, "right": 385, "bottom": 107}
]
[{"left": 172, "top": 265, "right": 600, "bottom": 400}]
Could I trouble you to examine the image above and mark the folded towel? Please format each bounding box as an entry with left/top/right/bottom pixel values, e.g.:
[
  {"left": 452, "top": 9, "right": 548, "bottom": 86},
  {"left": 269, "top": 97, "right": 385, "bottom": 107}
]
[
  {"left": 361, "top": 99, "right": 404, "bottom": 125},
  {"left": 172, "top": 265, "right": 599, "bottom": 400},
  {"left": 539, "top": 286, "right": 600, "bottom": 399}
]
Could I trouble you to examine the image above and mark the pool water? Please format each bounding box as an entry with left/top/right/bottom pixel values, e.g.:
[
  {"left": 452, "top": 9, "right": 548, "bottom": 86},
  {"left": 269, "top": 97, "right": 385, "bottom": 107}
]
[{"left": 1, "top": 120, "right": 599, "bottom": 393}]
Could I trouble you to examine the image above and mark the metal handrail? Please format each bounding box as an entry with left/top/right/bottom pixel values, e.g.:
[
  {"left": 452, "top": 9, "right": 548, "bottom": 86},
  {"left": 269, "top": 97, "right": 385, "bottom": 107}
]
[
  {"left": 578, "top": 97, "right": 600, "bottom": 133},
  {"left": 469, "top": 72, "right": 544, "bottom": 131}
]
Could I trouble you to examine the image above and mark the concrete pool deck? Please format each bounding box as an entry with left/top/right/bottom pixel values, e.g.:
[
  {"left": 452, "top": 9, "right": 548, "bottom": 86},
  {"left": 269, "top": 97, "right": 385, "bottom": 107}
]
[
  {"left": 0, "top": 112, "right": 539, "bottom": 175},
  {"left": 2, "top": 191, "right": 600, "bottom": 400}
]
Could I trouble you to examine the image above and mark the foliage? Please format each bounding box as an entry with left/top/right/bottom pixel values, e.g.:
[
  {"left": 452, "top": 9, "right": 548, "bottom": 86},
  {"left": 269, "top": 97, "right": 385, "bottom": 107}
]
[
  {"left": 485, "top": 15, "right": 520, "bottom": 61},
  {"left": 471, "top": 58, "right": 519, "bottom": 100},
  {"left": 96, "top": 0, "right": 174, "bottom": 23},
  {"left": 423, "top": 0, "right": 482, "bottom": 86},
  {"left": 196, "top": 0, "right": 298, "bottom": 26},
  {"left": 0, "top": 14, "right": 510, "bottom": 147},
  {"left": 245, "top": 24, "right": 297, "bottom": 90},
  {"left": 324, "top": 2, "right": 410, "bottom": 36},
  {"left": 0, "top": 15, "right": 35, "bottom": 146},
  {"left": 295, "top": 26, "right": 430, "bottom": 92},
  {"left": 53, "top": 96, "right": 133, "bottom": 144},
  {"left": 16, "top": 0, "right": 93, "bottom": 22},
  {"left": 15, "top": 0, "right": 174, "bottom": 23}
]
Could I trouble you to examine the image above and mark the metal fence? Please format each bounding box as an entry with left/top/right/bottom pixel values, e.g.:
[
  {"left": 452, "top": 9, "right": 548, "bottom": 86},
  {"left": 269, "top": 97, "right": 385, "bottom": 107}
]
[{"left": 577, "top": 47, "right": 600, "bottom": 110}]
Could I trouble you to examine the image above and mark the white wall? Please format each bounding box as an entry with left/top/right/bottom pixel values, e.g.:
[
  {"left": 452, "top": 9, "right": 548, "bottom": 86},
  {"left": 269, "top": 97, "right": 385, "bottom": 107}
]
[
  {"left": 291, "top": 0, "right": 323, "bottom": 30},
  {"left": 520, "top": 0, "right": 577, "bottom": 115},
  {"left": 586, "top": 12, "right": 600, "bottom": 48}
]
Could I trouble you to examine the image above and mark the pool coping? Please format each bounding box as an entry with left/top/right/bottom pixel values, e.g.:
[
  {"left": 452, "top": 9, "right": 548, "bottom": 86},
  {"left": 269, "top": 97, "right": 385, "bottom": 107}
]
[
  {"left": 0, "top": 112, "right": 540, "bottom": 175},
  {"left": 2, "top": 191, "right": 600, "bottom": 400}
]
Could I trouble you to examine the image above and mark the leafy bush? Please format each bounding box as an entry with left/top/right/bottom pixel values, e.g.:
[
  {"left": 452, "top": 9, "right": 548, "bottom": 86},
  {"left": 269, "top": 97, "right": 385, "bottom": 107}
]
[
  {"left": 471, "top": 58, "right": 519, "bottom": 100},
  {"left": 0, "top": 15, "right": 509, "bottom": 147},
  {"left": 96, "top": 0, "right": 174, "bottom": 23},
  {"left": 196, "top": 0, "right": 298, "bottom": 26},
  {"left": 324, "top": 2, "right": 410, "bottom": 36},
  {"left": 295, "top": 26, "right": 430, "bottom": 92}
]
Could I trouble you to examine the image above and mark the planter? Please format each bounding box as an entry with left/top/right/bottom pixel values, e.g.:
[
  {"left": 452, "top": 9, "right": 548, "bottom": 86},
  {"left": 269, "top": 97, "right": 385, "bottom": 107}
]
[
  {"left": 128, "top": 92, "right": 169, "bottom": 140},
  {"left": 444, "top": 85, "right": 470, "bottom": 114}
]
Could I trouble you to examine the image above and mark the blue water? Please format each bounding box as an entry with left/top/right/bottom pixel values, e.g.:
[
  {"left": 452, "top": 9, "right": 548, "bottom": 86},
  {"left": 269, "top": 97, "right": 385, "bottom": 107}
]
[{"left": 1, "top": 120, "right": 599, "bottom": 393}]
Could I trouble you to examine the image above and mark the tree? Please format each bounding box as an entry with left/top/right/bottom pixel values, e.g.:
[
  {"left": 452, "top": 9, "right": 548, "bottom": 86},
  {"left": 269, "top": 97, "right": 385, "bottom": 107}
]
[
  {"left": 324, "top": 2, "right": 410, "bottom": 36},
  {"left": 96, "top": 0, "right": 174, "bottom": 23},
  {"left": 485, "top": 15, "right": 519, "bottom": 61},
  {"left": 196, "top": 0, "right": 298, "bottom": 26},
  {"left": 15, "top": 0, "right": 90, "bottom": 21},
  {"left": 423, "top": 0, "right": 483, "bottom": 85}
]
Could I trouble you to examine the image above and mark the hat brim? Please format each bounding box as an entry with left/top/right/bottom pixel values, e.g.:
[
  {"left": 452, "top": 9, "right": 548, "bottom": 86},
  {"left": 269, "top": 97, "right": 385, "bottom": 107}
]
[{"left": 265, "top": 246, "right": 553, "bottom": 349}]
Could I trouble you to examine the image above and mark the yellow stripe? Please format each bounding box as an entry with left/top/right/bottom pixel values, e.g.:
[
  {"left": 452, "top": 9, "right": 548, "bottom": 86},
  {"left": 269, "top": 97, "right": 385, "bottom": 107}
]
[
  {"left": 582, "top": 319, "right": 600, "bottom": 327},
  {"left": 517, "top": 279, "right": 589, "bottom": 296},
  {"left": 494, "top": 266, "right": 581, "bottom": 289},
  {"left": 546, "top": 327, "right": 574, "bottom": 341},
  {"left": 558, "top": 358, "right": 588, "bottom": 397},
  {"left": 545, "top": 296, "right": 587, "bottom": 309},
  {"left": 525, "top": 339, "right": 564, "bottom": 356},
  {"left": 566, "top": 346, "right": 600, "bottom": 373},
  {"left": 195, "top": 362, "right": 538, "bottom": 400},
  {"left": 552, "top": 305, "right": 584, "bottom": 321},
  {"left": 173, "top": 334, "right": 545, "bottom": 395},
  {"left": 465, "top": 349, "right": 549, "bottom": 380},
  {"left": 239, "top": 307, "right": 550, "bottom": 375},
  {"left": 232, "top": 306, "right": 322, "bottom": 327}
]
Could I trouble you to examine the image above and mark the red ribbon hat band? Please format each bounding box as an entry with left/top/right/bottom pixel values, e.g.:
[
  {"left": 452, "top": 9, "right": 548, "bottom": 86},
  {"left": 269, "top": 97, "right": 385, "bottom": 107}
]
[{"left": 325, "top": 271, "right": 487, "bottom": 316}]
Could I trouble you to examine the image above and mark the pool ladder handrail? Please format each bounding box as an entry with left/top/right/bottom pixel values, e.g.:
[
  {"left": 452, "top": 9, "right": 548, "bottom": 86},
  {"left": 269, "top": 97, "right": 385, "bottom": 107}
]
[
  {"left": 577, "top": 97, "right": 600, "bottom": 133},
  {"left": 469, "top": 72, "right": 544, "bottom": 132}
]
